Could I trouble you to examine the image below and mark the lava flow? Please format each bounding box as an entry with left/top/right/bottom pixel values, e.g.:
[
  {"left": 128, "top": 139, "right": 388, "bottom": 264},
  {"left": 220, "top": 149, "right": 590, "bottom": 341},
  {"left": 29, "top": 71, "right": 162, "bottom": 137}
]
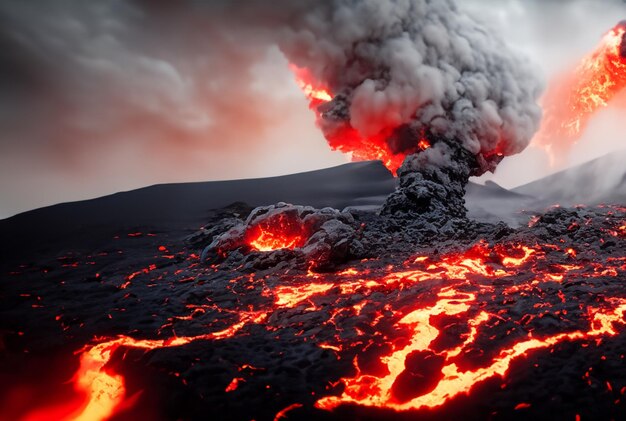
[
  {"left": 19, "top": 310, "right": 269, "bottom": 421},
  {"left": 534, "top": 21, "right": 626, "bottom": 162},
  {"left": 15, "top": 209, "right": 626, "bottom": 420}
]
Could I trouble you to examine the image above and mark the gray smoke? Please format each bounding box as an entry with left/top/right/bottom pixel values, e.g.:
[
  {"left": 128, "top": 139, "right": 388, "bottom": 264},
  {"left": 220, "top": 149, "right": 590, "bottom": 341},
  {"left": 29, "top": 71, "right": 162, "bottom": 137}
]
[
  {"left": 0, "top": 0, "right": 543, "bottom": 217},
  {"left": 279, "top": 0, "right": 543, "bottom": 175}
]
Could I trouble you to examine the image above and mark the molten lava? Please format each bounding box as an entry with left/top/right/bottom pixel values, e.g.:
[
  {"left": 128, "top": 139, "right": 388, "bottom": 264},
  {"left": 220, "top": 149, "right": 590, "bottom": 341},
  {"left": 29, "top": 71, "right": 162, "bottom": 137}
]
[
  {"left": 246, "top": 225, "right": 305, "bottom": 252},
  {"left": 19, "top": 231, "right": 626, "bottom": 420},
  {"left": 20, "top": 310, "right": 269, "bottom": 421},
  {"left": 10, "top": 203, "right": 626, "bottom": 420},
  {"left": 245, "top": 218, "right": 307, "bottom": 252},
  {"left": 534, "top": 22, "right": 626, "bottom": 163}
]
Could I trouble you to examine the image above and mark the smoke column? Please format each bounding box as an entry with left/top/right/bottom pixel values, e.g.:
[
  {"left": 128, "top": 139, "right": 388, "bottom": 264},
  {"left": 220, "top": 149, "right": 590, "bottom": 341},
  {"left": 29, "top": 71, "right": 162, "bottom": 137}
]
[
  {"left": 279, "top": 0, "right": 542, "bottom": 175},
  {"left": 0, "top": 0, "right": 543, "bottom": 218}
]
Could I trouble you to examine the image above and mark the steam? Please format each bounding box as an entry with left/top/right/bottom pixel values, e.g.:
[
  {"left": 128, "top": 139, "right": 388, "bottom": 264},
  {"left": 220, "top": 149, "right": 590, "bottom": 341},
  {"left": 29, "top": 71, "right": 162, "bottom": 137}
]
[{"left": 279, "top": 0, "right": 543, "bottom": 175}]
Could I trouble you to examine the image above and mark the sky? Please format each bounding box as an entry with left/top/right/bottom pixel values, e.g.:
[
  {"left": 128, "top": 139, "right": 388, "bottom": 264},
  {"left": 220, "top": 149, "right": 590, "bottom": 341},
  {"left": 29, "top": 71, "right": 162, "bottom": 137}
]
[{"left": 0, "top": 0, "right": 625, "bottom": 219}]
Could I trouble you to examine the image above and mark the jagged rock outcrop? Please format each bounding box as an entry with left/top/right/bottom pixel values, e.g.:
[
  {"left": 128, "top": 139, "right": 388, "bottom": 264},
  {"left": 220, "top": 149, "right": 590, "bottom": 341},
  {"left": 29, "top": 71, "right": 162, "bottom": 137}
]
[
  {"left": 200, "top": 203, "right": 361, "bottom": 270},
  {"left": 381, "top": 141, "right": 478, "bottom": 225}
]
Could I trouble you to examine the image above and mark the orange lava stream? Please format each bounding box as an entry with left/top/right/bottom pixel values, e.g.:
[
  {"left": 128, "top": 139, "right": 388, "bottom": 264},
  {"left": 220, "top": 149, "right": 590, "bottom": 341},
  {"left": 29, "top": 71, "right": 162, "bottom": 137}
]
[
  {"left": 534, "top": 23, "right": 626, "bottom": 163},
  {"left": 315, "top": 292, "right": 626, "bottom": 411},
  {"left": 273, "top": 282, "right": 335, "bottom": 308},
  {"left": 26, "top": 239, "right": 626, "bottom": 419},
  {"left": 20, "top": 311, "right": 268, "bottom": 421}
]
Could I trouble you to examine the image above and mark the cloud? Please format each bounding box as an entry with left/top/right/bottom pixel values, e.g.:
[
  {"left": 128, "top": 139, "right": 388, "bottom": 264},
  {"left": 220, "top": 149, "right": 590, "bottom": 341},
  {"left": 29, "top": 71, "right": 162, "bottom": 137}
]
[
  {"left": 0, "top": 0, "right": 347, "bottom": 218},
  {"left": 1, "top": 0, "right": 623, "bottom": 218}
]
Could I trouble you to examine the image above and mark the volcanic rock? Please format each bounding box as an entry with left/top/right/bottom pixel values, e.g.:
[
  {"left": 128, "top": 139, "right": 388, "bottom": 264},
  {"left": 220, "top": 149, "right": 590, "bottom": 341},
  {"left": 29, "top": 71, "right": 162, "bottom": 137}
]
[
  {"left": 200, "top": 203, "right": 360, "bottom": 270},
  {"left": 2, "top": 159, "right": 626, "bottom": 421},
  {"left": 381, "top": 141, "right": 477, "bottom": 225}
]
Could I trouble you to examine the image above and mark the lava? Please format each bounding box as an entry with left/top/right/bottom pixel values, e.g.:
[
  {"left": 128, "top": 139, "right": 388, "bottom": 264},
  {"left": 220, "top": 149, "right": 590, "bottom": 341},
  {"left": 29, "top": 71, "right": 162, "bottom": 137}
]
[
  {"left": 20, "top": 310, "right": 269, "bottom": 421},
  {"left": 272, "top": 282, "right": 335, "bottom": 308},
  {"left": 245, "top": 216, "right": 307, "bottom": 252},
  {"left": 534, "top": 22, "right": 626, "bottom": 163},
  {"left": 315, "top": 291, "right": 626, "bottom": 411},
  {"left": 9, "top": 196, "right": 626, "bottom": 421},
  {"left": 246, "top": 225, "right": 305, "bottom": 252}
]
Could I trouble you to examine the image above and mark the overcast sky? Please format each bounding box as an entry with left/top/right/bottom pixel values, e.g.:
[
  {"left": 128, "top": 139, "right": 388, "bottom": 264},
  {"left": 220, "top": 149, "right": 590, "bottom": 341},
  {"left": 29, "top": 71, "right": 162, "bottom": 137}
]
[{"left": 1, "top": 0, "right": 625, "bottom": 219}]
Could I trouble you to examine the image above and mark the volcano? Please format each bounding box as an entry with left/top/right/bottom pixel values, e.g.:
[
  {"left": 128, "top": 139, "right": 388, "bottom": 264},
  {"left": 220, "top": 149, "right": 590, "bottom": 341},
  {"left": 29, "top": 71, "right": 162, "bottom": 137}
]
[{"left": 1, "top": 152, "right": 626, "bottom": 421}]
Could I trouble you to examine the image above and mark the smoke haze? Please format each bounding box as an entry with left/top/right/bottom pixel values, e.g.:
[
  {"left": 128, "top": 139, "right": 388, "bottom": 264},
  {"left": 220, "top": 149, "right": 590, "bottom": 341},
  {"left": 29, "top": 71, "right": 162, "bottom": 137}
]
[
  {"left": 0, "top": 0, "right": 625, "bottom": 218},
  {"left": 466, "top": 0, "right": 626, "bottom": 188}
]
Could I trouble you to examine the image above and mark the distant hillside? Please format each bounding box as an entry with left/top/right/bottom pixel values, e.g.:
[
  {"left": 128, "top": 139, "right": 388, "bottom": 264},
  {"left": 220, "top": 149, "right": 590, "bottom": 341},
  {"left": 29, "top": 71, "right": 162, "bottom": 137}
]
[
  {"left": 513, "top": 150, "right": 626, "bottom": 205},
  {"left": 2, "top": 152, "right": 625, "bottom": 264},
  {"left": 0, "top": 161, "right": 395, "bottom": 260}
]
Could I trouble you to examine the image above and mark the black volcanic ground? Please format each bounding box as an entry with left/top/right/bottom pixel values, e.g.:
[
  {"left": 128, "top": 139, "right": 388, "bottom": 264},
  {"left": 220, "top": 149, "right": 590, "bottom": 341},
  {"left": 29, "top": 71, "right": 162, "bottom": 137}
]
[{"left": 1, "top": 156, "right": 626, "bottom": 421}]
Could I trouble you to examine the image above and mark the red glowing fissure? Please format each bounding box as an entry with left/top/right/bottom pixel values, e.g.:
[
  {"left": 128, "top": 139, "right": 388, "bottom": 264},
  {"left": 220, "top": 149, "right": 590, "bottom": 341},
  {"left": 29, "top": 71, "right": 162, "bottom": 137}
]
[{"left": 20, "top": 236, "right": 626, "bottom": 420}]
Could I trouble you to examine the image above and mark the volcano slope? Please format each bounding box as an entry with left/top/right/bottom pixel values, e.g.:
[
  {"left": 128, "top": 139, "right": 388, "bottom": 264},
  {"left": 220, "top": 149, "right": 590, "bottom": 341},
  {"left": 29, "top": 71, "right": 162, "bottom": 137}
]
[{"left": 1, "top": 158, "right": 626, "bottom": 421}]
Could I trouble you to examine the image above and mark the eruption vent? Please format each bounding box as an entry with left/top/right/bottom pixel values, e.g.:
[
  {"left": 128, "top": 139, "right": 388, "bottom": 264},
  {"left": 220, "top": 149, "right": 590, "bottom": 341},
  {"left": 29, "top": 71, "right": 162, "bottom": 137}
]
[
  {"left": 534, "top": 21, "right": 626, "bottom": 164},
  {"left": 283, "top": 0, "right": 542, "bottom": 175}
]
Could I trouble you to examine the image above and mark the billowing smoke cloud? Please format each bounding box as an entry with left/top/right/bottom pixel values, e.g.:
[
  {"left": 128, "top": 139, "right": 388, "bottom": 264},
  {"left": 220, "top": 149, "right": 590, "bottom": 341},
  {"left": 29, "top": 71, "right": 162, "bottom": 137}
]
[
  {"left": 0, "top": 0, "right": 541, "bottom": 218},
  {"left": 279, "top": 0, "right": 543, "bottom": 175},
  {"left": 465, "top": 0, "right": 626, "bottom": 191}
]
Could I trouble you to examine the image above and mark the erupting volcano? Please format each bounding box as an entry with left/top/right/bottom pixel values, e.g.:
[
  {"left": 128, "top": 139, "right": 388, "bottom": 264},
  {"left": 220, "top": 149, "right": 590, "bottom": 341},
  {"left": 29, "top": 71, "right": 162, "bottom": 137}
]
[{"left": 2, "top": 1, "right": 626, "bottom": 421}]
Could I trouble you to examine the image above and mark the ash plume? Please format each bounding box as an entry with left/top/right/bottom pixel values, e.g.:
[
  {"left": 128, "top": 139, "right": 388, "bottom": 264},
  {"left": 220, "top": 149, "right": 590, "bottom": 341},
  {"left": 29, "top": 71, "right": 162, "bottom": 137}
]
[
  {"left": 279, "top": 0, "right": 543, "bottom": 175},
  {"left": 0, "top": 0, "right": 542, "bottom": 217}
]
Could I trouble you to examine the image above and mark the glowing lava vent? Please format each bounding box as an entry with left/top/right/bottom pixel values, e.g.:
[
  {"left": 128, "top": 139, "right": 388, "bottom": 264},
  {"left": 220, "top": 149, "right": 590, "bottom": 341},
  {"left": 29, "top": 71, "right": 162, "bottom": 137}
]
[
  {"left": 534, "top": 21, "right": 626, "bottom": 162},
  {"left": 246, "top": 222, "right": 306, "bottom": 252}
]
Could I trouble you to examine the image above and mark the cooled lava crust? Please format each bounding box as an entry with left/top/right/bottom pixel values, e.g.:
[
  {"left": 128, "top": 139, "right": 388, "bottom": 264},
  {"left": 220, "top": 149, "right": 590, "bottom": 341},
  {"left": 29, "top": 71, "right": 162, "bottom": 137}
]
[{"left": 1, "top": 200, "right": 626, "bottom": 421}]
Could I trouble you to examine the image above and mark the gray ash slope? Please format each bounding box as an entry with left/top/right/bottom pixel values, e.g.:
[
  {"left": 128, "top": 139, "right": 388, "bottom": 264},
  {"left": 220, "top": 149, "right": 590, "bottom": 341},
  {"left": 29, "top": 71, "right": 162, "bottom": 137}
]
[
  {"left": 513, "top": 150, "right": 626, "bottom": 205},
  {"left": 2, "top": 150, "right": 623, "bottom": 262},
  {"left": 1, "top": 154, "right": 626, "bottom": 421}
]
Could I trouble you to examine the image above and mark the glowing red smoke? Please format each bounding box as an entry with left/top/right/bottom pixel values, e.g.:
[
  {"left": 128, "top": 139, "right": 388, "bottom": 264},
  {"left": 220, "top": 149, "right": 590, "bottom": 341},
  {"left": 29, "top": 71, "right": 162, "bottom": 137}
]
[{"left": 292, "top": 64, "right": 431, "bottom": 175}]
